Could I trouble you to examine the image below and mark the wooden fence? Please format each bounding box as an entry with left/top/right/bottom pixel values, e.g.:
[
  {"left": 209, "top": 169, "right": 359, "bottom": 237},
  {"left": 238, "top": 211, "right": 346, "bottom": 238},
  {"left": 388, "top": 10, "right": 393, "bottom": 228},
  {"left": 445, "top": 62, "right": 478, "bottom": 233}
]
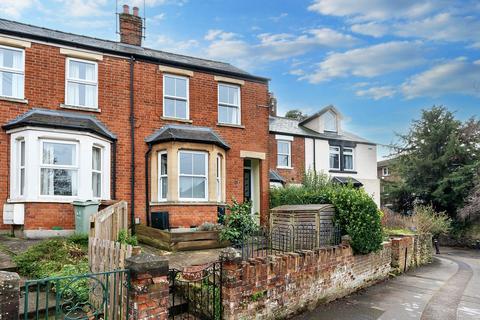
[{"left": 90, "top": 200, "right": 128, "bottom": 241}]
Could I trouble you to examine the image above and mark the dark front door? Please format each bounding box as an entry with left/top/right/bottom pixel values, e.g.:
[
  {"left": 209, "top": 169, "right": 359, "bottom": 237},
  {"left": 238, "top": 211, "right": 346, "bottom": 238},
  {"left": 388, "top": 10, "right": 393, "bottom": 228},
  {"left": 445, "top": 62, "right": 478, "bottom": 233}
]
[{"left": 244, "top": 160, "right": 252, "bottom": 202}]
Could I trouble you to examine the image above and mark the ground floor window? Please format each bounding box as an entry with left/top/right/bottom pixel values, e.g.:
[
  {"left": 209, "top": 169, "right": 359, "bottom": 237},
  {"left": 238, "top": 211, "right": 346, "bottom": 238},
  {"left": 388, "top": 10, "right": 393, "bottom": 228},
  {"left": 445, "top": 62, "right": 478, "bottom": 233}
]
[
  {"left": 179, "top": 151, "right": 208, "bottom": 201},
  {"left": 9, "top": 129, "right": 111, "bottom": 202}
]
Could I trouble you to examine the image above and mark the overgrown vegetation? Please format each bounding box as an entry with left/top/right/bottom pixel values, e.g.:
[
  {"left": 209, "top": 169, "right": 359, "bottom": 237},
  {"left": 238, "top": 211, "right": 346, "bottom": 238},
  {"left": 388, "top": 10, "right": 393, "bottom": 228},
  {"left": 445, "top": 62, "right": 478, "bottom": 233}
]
[
  {"left": 117, "top": 229, "right": 138, "bottom": 246},
  {"left": 219, "top": 200, "right": 258, "bottom": 245},
  {"left": 14, "top": 237, "right": 88, "bottom": 279},
  {"left": 270, "top": 171, "right": 383, "bottom": 254}
]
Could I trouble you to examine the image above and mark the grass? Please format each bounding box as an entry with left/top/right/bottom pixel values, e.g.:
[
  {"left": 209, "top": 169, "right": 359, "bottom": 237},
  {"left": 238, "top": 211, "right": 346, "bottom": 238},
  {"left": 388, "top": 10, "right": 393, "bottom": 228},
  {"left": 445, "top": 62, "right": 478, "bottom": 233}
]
[{"left": 384, "top": 228, "right": 416, "bottom": 236}]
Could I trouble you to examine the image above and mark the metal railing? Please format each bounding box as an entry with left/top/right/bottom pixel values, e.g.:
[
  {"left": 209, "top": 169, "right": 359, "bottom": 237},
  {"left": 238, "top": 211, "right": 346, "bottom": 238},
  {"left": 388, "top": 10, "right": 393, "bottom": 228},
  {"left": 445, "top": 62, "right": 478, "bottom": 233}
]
[
  {"left": 236, "top": 224, "right": 341, "bottom": 260},
  {"left": 22, "top": 269, "right": 130, "bottom": 320}
]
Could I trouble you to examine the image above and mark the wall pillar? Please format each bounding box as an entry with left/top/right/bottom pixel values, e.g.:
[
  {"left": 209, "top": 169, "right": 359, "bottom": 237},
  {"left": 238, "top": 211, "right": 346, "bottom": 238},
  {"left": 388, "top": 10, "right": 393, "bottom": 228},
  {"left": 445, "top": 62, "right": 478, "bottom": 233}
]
[
  {"left": 0, "top": 271, "right": 20, "bottom": 319},
  {"left": 126, "top": 253, "right": 169, "bottom": 320}
]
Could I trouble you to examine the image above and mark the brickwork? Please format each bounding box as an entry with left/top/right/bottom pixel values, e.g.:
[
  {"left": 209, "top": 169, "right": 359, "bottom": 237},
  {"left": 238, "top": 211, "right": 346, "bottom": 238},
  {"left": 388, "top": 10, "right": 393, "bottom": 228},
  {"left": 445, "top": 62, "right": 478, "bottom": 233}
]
[
  {"left": 269, "top": 135, "right": 305, "bottom": 184},
  {"left": 390, "top": 236, "right": 414, "bottom": 272},
  {"left": 0, "top": 271, "right": 20, "bottom": 320},
  {"left": 412, "top": 234, "right": 433, "bottom": 266},
  {"left": 221, "top": 242, "right": 392, "bottom": 319},
  {"left": 149, "top": 204, "right": 218, "bottom": 228},
  {"left": 0, "top": 35, "right": 270, "bottom": 231}
]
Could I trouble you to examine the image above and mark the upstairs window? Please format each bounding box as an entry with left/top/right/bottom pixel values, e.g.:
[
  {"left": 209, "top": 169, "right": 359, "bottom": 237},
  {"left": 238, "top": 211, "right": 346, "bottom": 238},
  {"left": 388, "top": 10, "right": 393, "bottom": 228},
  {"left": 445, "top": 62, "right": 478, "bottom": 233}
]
[
  {"left": 164, "top": 74, "right": 189, "bottom": 119},
  {"left": 277, "top": 140, "right": 292, "bottom": 168},
  {"left": 324, "top": 110, "right": 337, "bottom": 132},
  {"left": 66, "top": 58, "right": 98, "bottom": 108},
  {"left": 0, "top": 46, "right": 24, "bottom": 99},
  {"left": 92, "top": 146, "right": 102, "bottom": 198},
  {"left": 218, "top": 83, "right": 240, "bottom": 125},
  {"left": 329, "top": 146, "right": 340, "bottom": 170},
  {"left": 383, "top": 167, "right": 389, "bottom": 176},
  {"left": 179, "top": 151, "right": 208, "bottom": 201},
  {"left": 40, "top": 141, "right": 78, "bottom": 196},
  {"left": 158, "top": 151, "right": 168, "bottom": 201},
  {"left": 343, "top": 148, "right": 354, "bottom": 171}
]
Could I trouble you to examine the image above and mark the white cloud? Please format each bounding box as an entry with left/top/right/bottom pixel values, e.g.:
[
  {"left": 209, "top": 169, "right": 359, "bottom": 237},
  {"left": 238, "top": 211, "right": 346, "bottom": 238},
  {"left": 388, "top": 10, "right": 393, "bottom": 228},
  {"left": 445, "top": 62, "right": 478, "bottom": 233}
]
[
  {"left": 356, "top": 86, "right": 396, "bottom": 100},
  {"left": 270, "top": 13, "right": 288, "bottom": 22},
  {"left": 351, "top": 22, "right": 388, "bottom": 38},
  {"left": 302, "top": 41, "right": 425, "bottom": 83},
  {"left": 288, "top": 69, "right": 305, "bottom": 76},
  {"left": 393, "top": 13, "right": 480, "bottom": 44},
  {"left": 308, "top": 0, "right": 442, "bottom": 21},
  {"left": 401, "top": 59, "right": 480, "bottom": 98},
  {"left": 0, "top": 0, "right": 36, "bottom": 18},
  {"left": 152, "top": 35, "right": 199, "bottom": 54},
  {"left": 55, "top": 0, "right": 109, "bottom": 17}
]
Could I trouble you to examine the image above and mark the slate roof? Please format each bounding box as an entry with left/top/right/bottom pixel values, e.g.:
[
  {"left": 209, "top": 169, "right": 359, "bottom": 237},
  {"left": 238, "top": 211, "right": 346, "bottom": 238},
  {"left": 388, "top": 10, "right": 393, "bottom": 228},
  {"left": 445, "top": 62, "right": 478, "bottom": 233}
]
[
  {"left": 145, "top": 124, "right": 230, "bottom": 149},
  {"left": 331, "top": 176, "right": 363, "bottom": 187},
  {"left": 2, "top": 108, "right": 117, "bottom": 140},
  {"left": 269, "top": 170, "right": 286, "bottom": 183},
  {"left": 0, "top": 18, "right": 268, "bottom": 83},
  {"left": 269, "top": 116, "right": 375, "bottom": 145}
]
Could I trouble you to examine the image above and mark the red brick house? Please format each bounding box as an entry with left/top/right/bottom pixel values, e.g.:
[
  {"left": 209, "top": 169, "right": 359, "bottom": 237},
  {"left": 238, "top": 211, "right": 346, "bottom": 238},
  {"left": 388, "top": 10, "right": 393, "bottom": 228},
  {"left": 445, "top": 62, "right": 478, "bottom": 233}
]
[{"left": 0, "top": 6, "right": 270, "bottom": 238}]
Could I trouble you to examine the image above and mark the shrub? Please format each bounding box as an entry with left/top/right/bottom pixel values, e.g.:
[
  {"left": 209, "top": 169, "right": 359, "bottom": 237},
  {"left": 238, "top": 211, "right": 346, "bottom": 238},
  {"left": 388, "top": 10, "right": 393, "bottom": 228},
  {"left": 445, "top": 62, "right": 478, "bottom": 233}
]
[
  {"left": 220, "top": 200, "right": 258, "bottom": 245},
  {"left": 68, "top": 233, "right": 89, "bottom": 248},
  {"left": 270, "top": 171, "right": 383, "bottom": 254},
  {"left": 51, "top": 262, "right": 90, "bottom": 302},
  {"left": 117, "top": 229, "right": 138, "bottom": 246},
  {"left": 412, "top": 204, "right": 451, "bottom": 236}
]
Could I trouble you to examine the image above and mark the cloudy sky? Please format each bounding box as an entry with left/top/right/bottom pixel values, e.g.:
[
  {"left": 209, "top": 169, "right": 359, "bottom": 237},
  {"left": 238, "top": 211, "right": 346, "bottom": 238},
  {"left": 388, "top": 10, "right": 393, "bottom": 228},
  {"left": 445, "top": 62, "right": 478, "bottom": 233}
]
[{"left": 1, "top": 0, "right": 479, "bottom": 159}]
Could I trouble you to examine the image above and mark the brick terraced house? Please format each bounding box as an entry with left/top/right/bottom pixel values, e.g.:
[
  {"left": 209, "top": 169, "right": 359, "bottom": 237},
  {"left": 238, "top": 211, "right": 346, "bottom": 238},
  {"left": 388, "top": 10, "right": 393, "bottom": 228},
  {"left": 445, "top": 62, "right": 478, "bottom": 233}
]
[
  {"left": 0, "top": 6, "right": 270, "bottom": 238},
  {"left": 269, "top": 105, "right": 381, "bottom": 206}
]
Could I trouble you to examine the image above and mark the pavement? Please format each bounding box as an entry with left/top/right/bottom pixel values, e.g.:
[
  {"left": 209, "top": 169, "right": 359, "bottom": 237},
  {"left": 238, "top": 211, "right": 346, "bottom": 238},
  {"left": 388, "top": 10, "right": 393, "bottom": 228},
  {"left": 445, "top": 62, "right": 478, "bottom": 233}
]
[
  {"left": 294, "top": 247, "right": 480, "bottom": 320},
  {"left": 0, "top": 235, "right": 42, "bottom": 271}
]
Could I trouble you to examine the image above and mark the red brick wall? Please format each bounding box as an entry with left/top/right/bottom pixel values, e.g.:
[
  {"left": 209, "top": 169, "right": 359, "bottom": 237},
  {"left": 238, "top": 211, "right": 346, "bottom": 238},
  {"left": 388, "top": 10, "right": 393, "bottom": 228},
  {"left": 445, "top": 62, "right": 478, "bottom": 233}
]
[
  {"left": 269, "top": 134, "right": 305, "bottom": 184},
  {"left": 24, "top": 203, "right": 74, "bottom": 230},
  {"left": 149, "top": 205, "right": 218, "bottom": 228},
  {"left": 0, "top": 40, "right": 270, "bottom": 231}
]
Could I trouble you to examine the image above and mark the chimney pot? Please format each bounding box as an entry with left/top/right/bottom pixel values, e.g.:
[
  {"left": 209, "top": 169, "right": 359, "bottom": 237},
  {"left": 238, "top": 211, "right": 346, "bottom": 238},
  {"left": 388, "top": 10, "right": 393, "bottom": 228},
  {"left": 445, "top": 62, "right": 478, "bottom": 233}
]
[
  {"left": 119, "top": 4, "right": 143, "bottom": 46},
  {"left": 122, "top": 4, "right": 129, "bottom": 14},
  {"left": 133, "top": 7, "right": 139, "bottom": 16}
]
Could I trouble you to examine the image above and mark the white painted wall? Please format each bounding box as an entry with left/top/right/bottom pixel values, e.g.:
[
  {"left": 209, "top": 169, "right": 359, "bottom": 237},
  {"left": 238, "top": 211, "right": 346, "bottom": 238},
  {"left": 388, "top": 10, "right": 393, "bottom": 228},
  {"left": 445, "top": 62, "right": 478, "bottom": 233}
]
[{"left": 304, "top": 138, "right": 380, "bottom": 206}]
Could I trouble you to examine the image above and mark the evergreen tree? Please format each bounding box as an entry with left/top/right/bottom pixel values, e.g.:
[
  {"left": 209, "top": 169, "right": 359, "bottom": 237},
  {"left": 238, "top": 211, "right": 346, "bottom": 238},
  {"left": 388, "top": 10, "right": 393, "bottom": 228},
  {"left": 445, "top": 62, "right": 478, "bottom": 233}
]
[{"left": 285, "top": 109, "right": 308, "bottom": 121}]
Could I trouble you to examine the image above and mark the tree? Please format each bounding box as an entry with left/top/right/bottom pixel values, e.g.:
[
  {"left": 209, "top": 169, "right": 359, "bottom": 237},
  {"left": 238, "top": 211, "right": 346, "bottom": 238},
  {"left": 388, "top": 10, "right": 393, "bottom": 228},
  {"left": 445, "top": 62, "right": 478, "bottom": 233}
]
[
  {"left": 390, "top": 106, "right": 480, "bottom": 218},
  {"left": 459, "top": 172, "right": 480, "bottom": 222},
  {"left": 285, "top": 109, "right": 308, "bottom": 121}
]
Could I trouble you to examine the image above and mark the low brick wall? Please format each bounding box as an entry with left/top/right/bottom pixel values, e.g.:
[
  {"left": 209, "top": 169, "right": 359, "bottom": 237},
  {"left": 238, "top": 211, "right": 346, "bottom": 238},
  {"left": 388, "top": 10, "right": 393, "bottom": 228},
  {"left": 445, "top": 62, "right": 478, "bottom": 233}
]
[
  {"left": 390, "top": 234, "right": 433, "bottom": 272},
  {"left": 412, "top": 234, "right": 433, "bottom": 266},
  {"left": 222, "top": 242, "right": 392, "bottom": 320}
]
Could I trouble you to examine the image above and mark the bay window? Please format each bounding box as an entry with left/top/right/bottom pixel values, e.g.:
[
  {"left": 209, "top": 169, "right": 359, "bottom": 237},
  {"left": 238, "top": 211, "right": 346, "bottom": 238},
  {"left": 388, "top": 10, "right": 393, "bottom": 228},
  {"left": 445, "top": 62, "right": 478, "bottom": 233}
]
[
  {"left": 19, "top": 139, "right": 25, "bottom": 196},
  {"left": 218, "top": 83, "right": 240, "bottom": 125},
  {"left": 164, "top": 74, "right": 189, "bottom": 119},
  {"left": 65, "top": 58, "right": 98, "bottom": 109},
  {"left": 158, "top": 151, "right": 168, "bottom": 201},
  {"left": 92, "top": 146, "right": 102, "bottom": 198},
  {"left": 0, "top": 45, "right": 24, "bottom": 99},
  {"left": 40, "top": 141, "right": 78, "bottom": 196},
  {"left": 329, "top": 146, "right": 340, "bottom": 170},
  {"left": 179, "top": 151, "right": 208, "bottom": 200},
  {"left": 216, "top": 155, "right": 222, "bottom": 202}
]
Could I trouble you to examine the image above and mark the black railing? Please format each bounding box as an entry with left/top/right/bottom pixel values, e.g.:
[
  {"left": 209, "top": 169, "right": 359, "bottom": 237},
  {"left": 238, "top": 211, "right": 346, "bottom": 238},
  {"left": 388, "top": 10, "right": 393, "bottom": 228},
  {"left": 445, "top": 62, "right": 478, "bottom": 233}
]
[{"left": 236, "top": 224, "right": 342, "bottom": 260}]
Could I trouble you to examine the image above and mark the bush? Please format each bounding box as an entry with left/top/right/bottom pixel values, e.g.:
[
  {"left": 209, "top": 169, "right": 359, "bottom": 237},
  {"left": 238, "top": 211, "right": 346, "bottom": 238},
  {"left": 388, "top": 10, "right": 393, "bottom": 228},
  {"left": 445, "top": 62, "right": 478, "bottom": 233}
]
[
  {"left": 68, "top": 233, "right": 89, "bottom": 248},
  {"left": 51, "top": 262, "right": 90, "bottom": 301},
  {"left": 220, "top": 200, "right": 258, "bottom": 245},
  {"left": 14, "top": 238, "right": 87, "bottom": 279},
  {"left": 117, "top": 229, "right": 138, "bottom": 246},
  {"left": 412, "top": 204, "right": 451, "bottom": 236},
  {"left": 270, "top": 171, "right": 383, "bottom": 254}
]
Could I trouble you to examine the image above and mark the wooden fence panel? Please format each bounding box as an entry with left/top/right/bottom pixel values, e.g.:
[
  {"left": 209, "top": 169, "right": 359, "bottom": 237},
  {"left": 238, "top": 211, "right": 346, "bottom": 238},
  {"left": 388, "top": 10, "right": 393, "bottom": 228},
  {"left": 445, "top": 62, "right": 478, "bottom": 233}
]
[{"left": 89, "top": 200, "right": 129, "bottom": 241}]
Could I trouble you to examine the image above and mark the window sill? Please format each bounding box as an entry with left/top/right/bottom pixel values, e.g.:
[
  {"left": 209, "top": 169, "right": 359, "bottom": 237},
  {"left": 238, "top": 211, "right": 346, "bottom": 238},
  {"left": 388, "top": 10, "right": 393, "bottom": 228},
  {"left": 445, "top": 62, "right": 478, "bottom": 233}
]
[
  {"left": 0, "top": 96, "right": 28, "bottom": 104},
  {"left": 329, "top": 169, "right": 358, "bottom": 174},
  {"left": 150, "top": 201, "right": 226, "bottom": 206},
  {"left": 277, "top": 166, "right": 293, "bottom": 170},
  {"left": 60, "top": 104, "right": 101, "bottom": 113},
  {"left": 217, "top": 123, "right": 245, "bottom": 129},
  {"left": 161, "top": 116, "right": 193, "bottom": 123}
]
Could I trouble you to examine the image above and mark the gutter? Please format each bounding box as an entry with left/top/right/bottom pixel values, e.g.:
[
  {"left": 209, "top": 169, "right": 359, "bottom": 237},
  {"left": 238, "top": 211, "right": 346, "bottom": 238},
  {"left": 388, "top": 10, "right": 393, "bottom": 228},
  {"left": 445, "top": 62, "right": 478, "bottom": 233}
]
[
  {"left": 129, "top": 56, "right": 136, "bottom": 234},
  {"left": 145, "top": 144, "right": 153, "bottom": 227}
]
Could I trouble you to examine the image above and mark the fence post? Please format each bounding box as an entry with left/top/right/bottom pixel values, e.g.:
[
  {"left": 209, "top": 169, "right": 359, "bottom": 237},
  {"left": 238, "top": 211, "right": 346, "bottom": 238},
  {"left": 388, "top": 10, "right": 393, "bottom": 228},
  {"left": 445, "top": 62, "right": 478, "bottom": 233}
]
[
  {"left": 0, "top": 271, "right": 20, "bottom": 319},
  {"left": 126, "top": 253, "right": 169, "bottom": 320}
]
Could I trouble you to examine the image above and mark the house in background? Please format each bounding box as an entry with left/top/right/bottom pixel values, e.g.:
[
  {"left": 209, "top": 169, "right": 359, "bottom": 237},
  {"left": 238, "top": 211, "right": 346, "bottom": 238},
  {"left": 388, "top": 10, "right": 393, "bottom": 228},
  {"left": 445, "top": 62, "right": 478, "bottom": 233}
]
[
  {"left": 0, "top": 6, "right": 270, "bottom": 238},
  {"left": 269, "top": 105, "right": 381, "bottom": 206},
  {"left": 377, "top": 158, "right": 400, "bottom": 207}
]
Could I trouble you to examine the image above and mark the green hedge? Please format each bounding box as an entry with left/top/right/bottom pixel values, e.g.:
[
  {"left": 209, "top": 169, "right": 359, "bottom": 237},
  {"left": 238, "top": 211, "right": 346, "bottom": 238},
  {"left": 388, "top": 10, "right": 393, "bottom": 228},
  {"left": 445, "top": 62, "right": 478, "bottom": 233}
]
[{"left": 270, "top": 177, "right": 383, "bottom": 254}]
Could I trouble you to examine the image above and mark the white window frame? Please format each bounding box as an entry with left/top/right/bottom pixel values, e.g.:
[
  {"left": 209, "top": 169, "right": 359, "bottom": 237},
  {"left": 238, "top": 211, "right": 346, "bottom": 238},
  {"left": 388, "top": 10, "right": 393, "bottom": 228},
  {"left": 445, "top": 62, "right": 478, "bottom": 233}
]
[
  {"left": 216, "top": 154, "right": 222, "bottom": 202},
  {"left": 178, "top": 150, "right": 208, "bottom": 201},
  {"left": 218, "top": 83, "right": 241, "bottom": 125},
  {"left": 158, "top": 151, "right": 168, "bottom": 202},
  {"left": 343, "top": 147, "right": 355, "bottom": 171},
  {"left": 65, "top": 57, "right": 98, "bottom": 109},
  {"left": 39, "top": 139, "right": 79, "bottom": 198},
  {"left": 324, "top": 110, "right": 337, "bottom": 132},
  {"left": 277, "top": 140, "right": 292, "bottom": 169},
  {"left": 0, "top": 45, "right": 25, "bottom": 99},
  {"left": 383, "top": 167, "right": 389, "bottom": 176},
  {"left": 163, "top": 74, "right": 189, "bottom": 120},
  {"left": 18, "top": 139, "right": 25, "bottom": 196},
  {"left": 92, "top": 145, "right": 103, "bottom": 199},
  {"left": 329, "top": 146, "right": 340, "bottom": 170}
]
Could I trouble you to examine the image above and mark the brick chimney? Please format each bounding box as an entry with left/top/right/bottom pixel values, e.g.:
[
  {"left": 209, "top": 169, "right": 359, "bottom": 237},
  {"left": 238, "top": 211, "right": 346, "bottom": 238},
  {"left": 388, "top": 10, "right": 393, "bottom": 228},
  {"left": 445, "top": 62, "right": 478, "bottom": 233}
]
[
  {"left": 119, "top": 4, "right": 143, "bottom": 46},
  {"left": 268, "top": 92, "right": 277, "bottom": 116}
]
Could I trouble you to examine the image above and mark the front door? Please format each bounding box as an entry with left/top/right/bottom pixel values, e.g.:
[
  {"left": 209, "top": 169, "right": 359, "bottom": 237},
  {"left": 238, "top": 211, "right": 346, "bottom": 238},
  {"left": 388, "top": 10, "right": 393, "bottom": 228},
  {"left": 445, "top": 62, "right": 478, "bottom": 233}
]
[{"left": 243, "top": 160, "right": 252, "bottom": 203}]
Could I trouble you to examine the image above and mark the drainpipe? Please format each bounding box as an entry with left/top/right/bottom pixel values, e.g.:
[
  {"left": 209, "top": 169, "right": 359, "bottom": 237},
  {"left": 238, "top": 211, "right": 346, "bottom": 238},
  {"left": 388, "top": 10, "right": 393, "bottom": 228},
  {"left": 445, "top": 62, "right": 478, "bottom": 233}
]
[
  {"left": 145, "top": 144, "right": 153, "bottom": 227},
  {"left": 129, "top": 56, "right": 136, "bottom": 234},
  {"left": 312, "top": 138, "right": 316, "bottom": 173},
  {"left": 111, "top": 140, "right": 117, "bottom": 200}
]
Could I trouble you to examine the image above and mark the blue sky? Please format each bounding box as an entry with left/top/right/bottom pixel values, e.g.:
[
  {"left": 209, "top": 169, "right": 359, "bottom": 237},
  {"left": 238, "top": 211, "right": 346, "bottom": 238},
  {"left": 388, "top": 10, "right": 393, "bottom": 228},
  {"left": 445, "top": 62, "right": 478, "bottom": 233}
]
[{"left": 1, "top": 0, "right": 479, "bottom": 159}]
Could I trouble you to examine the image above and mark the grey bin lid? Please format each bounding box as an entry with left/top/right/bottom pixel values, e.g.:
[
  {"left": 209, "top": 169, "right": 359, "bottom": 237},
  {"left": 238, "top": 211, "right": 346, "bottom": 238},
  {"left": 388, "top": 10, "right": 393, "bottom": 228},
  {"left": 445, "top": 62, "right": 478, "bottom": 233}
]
[{"left": 72, "top": 200, "right": 100, "bottom": 207}]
